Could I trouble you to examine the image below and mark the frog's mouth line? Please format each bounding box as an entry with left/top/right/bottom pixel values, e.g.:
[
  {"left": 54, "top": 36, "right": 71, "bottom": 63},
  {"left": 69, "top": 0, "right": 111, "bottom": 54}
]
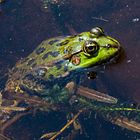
[
  {"left": 81, "top": 50, "right": 121, "bottom": 70},
  {"left": 91, "top": 44, "right": 122, "bottom": 67},
  {"left": 79, "top": 50, "right": 121, "bottom": 79}
]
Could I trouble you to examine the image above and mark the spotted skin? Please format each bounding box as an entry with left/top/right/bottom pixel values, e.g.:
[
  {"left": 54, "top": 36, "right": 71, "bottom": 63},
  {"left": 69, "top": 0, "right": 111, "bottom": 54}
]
[
  {"left": 5, "top": 28, "right": 121, "bottom": 102},
  {"left": 35, "top": 47, "right": 46, "bottom": 55},
  {"left": 42, "top": 51, "right": 59, "bottom": 60}
]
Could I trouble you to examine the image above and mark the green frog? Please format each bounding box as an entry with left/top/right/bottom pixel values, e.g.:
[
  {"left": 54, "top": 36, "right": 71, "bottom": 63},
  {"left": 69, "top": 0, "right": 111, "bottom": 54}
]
[
  {"left": 5, "top": 27, "right": 120, "bottom": 105},
  {"left": 2, "top": 27, "right": 140, "bottom": 139}
]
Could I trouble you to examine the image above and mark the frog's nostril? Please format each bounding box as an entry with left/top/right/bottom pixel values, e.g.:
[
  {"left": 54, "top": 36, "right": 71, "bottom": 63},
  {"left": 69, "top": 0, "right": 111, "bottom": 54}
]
[
  {"left": 112, "top": 43, "right": 121, "bottom": 50},
  {"left": 106, "top": 44, "right": 112, "bottom": 48}
]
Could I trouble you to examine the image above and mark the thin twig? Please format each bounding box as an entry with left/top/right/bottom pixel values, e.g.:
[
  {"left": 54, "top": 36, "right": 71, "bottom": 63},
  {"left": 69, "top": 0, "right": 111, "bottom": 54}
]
[
  {"left": 92, "top": 16, "right": 109, "bottom": 22},
  {"left": 1, "top": 112, "right": 31, "bottom": 134},
  {"left": 0, "top": 133, "right": 11, "bottom": 140},
  {"left": 41, "top": 110, "right": 83, "bottom": 140},
  {"left": 0, "top": 106, "right": 27, "bottom": 111}
]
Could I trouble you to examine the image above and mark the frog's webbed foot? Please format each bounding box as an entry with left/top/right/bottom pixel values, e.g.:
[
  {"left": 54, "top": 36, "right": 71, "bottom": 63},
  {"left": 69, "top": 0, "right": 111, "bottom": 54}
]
[{"left": 40, "top": 110, "right": 83, "bottom": 140}]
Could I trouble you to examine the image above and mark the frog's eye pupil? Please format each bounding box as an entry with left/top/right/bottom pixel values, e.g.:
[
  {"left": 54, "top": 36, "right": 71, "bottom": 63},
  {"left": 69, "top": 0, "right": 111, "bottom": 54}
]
[
  {"left": 83, "top": 41, "right": 99, "bottom": 55},
  {"left": 88, "top": 45, "right": 94, "bottom": 50}
]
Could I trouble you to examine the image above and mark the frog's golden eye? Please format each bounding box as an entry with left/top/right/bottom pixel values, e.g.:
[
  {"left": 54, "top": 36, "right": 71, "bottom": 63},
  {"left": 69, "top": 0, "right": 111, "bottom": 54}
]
[
  {"left": 83, "top": 40, "right": 99, "bottom": 55},
  {"left": 90, "top": 27, "right": 104, "bottom": 37}
]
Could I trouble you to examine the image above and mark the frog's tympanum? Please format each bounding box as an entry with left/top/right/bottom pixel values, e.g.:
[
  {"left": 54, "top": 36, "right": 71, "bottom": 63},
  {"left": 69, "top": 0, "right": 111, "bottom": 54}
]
[{"left": 1, "top": 27, "right": 140, "bottom": 139}]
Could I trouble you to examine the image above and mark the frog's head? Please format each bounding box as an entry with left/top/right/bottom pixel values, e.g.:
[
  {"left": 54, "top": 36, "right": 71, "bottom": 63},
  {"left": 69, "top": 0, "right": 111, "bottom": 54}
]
[{"left": 66, "top": 27, "right": 121, "bottom": 70}]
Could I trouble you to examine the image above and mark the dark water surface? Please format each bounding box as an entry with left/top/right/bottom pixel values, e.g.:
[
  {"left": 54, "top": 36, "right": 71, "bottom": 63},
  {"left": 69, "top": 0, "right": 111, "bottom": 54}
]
[{"left": 0, "top": 0, "right": 140, "bottom": 140}]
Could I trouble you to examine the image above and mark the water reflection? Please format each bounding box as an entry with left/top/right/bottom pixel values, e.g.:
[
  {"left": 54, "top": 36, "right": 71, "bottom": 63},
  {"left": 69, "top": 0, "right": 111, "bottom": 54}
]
[{"left": 0, "top": 0, "right": 140, "bottom": 139}]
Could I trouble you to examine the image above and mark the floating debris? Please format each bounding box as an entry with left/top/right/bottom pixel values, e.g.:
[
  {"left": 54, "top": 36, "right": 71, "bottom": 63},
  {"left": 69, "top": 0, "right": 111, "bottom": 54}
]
[
  {"left": 92, "top": 16, "right": 109, "bottom": 22},
  {"left": 0, "top": 106, "right": 27, "bottom": 111},
  {"left": 87, "top": 71, "right": 97, "bottom": 79},
  {"left": 77, "top": 86, "right": 118, "bottom": 104},
  {"left": 41, "top": 110, "right": 83, "bottom": 139},
  {"left": 132, "top": 18, "right": 139, "bottom": 23},
  {"left": 33, "top": 0, "right": 67, "bottom": 12},
  {"left": 126, "top": 59, "right": 132, "bottom": 63},
  {"left": 110, "top": 116, "right": 140, "bottom": 133}
]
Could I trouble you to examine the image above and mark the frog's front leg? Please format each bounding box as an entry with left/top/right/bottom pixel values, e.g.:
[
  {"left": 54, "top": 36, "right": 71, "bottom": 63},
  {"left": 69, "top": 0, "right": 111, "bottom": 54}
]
[
  {"left": 41, "top": 81, "right": 118, "bottom": 139},
  {"left": 40, "top": 81, "right": 81, "bottom": 139}
]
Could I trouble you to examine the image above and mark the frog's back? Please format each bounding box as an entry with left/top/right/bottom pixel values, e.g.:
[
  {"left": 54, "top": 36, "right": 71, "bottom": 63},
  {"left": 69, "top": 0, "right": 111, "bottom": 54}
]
[
  {"left": 17, "top": 36, "right": 67, "bottom": 70},
  {"left": 5, "top": 36, "right": 69, "bottom": 93}
]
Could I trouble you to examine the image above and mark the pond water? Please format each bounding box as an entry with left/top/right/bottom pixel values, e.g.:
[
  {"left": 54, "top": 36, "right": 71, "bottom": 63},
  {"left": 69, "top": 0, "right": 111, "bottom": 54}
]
[{"left": 0, "top": 0, "right": 140, "bottom": 140}]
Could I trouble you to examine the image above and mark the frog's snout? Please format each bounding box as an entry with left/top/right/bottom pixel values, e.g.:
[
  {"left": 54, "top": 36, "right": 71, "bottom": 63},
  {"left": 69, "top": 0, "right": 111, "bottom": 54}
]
[
  {"left": 116, "top": 42, "right": 121, "bottom": 51},
  {"left": 116, "top": 41, "right": 122, "bottom": 53},
  {"left": 110, "top": 43, "right": 123, "bottom": 64},
  {"left": 111, "top": 40, "right": 122, "bottom": 55},
  {"left": 111, "top": 40, "right": 121, "bottom": 49}
]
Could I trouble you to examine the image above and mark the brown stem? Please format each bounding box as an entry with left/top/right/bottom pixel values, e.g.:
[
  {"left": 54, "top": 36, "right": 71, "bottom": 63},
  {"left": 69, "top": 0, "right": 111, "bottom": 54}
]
[
  {"left": 110, "top": 116, "right": 140, "bottom": 133},
  {"left": 77, "top": 86, "right": 117, "bottom": 104},
  {"left": 0, "top": 133, "right": 11, "bottom": 140},
  {"left": 1, "top": 112, "right": 31, "bottom": 135}
]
